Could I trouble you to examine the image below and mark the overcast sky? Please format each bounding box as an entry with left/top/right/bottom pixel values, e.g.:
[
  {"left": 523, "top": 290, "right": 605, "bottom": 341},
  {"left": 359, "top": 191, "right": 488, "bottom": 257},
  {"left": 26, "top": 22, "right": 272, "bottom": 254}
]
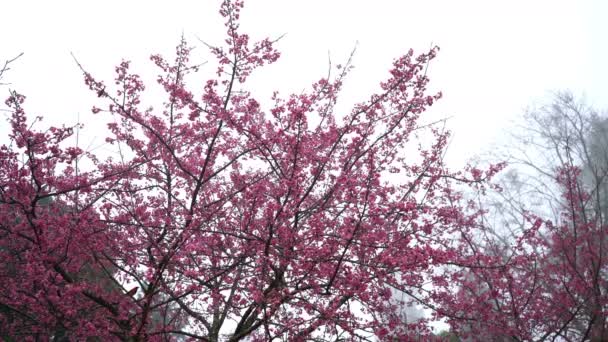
[{"left": 1, "top": 0, "right": 606, "bottom": 167}]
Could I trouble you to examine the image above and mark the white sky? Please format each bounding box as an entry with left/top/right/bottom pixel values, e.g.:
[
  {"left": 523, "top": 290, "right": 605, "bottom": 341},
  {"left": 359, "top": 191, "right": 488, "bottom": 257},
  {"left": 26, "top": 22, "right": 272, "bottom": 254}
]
[{"left": 1, "top": 0, "right": 606, "bottom": 168}]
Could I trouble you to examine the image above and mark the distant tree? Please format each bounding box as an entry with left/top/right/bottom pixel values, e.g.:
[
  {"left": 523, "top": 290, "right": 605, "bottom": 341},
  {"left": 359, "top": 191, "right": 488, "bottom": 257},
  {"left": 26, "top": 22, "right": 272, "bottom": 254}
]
[
  {"left": 433, "top": 92, "right": 608, "bottom": 341},
  {"left": 0, "top": 53, "right": 23, "bottom": 86}
]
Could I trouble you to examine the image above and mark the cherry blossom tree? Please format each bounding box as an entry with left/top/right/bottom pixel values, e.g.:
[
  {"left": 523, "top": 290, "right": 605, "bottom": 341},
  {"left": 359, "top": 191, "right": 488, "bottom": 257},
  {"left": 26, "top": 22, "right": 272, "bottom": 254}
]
[{"left": 0, "top": 1, "right": 499, "bottom": 340}]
